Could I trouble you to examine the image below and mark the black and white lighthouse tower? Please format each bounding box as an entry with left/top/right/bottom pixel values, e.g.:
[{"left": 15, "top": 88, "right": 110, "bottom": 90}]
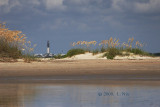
[{"left": 47, "top": 41, "right": 50, "bottom": 54}]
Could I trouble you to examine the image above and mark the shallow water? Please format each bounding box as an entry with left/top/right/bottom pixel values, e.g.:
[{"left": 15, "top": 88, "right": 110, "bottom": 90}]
[{"left": 0, "top": 81, "right": 160, "bottom": 107}]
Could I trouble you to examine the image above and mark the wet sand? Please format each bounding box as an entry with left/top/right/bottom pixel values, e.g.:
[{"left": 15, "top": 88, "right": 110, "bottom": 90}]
[{"left": 0, "top": 59, "right": 160, "bottom": 82}]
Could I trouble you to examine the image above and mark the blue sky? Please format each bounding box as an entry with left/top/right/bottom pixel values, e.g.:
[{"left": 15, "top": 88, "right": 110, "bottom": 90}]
[{"left": 0, "top": 0, "right": 160, "bottom": 54}]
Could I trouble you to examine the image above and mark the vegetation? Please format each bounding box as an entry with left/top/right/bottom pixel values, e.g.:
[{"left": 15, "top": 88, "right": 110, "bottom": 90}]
[
  {"left": 70, "top": 37, "right": 150, "bottom": 59},
  {"left": 151, "top": 53, "right": 160, "bottom": 56},
  {"left": 92, "top": 49, "right": 99, "bottom": 55},
  {"left": 103, "top": 48, "right": 121, "bottom": 59},
  {"left": 100, "top": 46, "right": 106, "bottom": 53},
  {"left": 0, "top": 21, "right": 152, "bottom": 61},
  {"left": 127, "top": 48, "right": 149, "bottom": 56},
  {"left": 0, "top": 22, "right": 36, "bottom": 62},
  {"left": 23, "top": 54, "right": 39, "bottom": 63},
  {"left": 53, "top": 54, "right": 67, "bottom": 59},
  {"left": 0, "top": 37, "right": 22, "bottom": 59},
  {"left": 66, "top": 48, "right": 86, "bottom": 57}
]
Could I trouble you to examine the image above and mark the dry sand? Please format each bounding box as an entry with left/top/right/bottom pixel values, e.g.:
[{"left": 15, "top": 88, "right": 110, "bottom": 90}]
[
  {"left": 64, "top": 52, "right": 159, "bottom": 60},
  {"left": 65, "top": 52, "right": 106, "bottom": 60},
  {"left": 0, "top": 59, "right": 160, "bottom": 77},
  {"left": 0, "top": 59, "right": 160, "bottom": 83}
]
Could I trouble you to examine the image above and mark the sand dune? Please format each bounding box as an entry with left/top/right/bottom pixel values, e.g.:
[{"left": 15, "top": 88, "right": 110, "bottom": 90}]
[
  {"left": 64, "top": 52, "right": 159, "bottom": 60},
  {"left": 64, "top": 52, "right": 106, "bottom": 60}
]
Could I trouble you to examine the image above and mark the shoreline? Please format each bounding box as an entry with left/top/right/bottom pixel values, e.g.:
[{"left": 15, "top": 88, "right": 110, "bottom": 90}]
[
  {"left": 0, "top": 59, "right": 160, "bottom": 78},
  {"left": 1, "top": 79, "right": 160, "bottom": 84}
]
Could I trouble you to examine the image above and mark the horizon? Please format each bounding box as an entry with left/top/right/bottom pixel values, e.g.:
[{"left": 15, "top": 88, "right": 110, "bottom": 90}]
[{"left": 1, "top": 0, "right": 160, "bottom": 54}]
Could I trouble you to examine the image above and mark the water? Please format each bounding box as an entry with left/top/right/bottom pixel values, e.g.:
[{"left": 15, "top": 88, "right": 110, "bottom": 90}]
[{"left": 0, "top": 81, "right": 160, "bottom": 107}]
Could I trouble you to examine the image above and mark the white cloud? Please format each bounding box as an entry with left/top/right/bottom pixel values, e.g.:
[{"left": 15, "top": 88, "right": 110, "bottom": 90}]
[
  {"left": 134, "top": 0, "right": 160, "bottom": 13},
  {"left": 0, "top": 0, "right": 20, "bottom": 13},
  {"left": 0, "top": 0, "right": 9, "bottom": 6},
  {"left": 1, "top": 0, "right": 160, "bottom": 14},
  {"left": 111, "top": 0, "right": 125, "bottom": 12},
  {"left": 0, "top": 0, "right": 66, "bottom": 13},
  {"left": 43, "top": 0, "right": 66, "bottom": 10},
  {"left": 111, "top": 0, "right": 160, "bottom": 13}
]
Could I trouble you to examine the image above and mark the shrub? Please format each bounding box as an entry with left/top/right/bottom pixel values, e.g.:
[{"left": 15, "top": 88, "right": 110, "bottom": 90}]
[
  {"left": 23, "top": 54, "right": 38, "bottom": 63},
  {"left": 67, "top": 48, "right": 85, "bottom": 57},
  {"left": 103, "top": 48, "right": 121, "bottom": 59},
  {"left": 54, "top": 54, "right": 67, "bottom": 59},
  {"left": 69, "top": 37, "right": 151, "bottom": 60},
  {"left": 152, "top": 53, "right": 160, "bottom": 56},
  {"left": 127, "top": 48, "right": 149, "bottom": 56},
  {"left": 92, "top": 49, "right": 99, "bottom": 55},
  {"left": 100, "top": 46, "right": 106, "bottom": 52},
  {"left": 0, "top": 36, "right": 22, "bottom": 59},
  {"left": 0, "top": 22, "right": 36, "bottom": 62}
]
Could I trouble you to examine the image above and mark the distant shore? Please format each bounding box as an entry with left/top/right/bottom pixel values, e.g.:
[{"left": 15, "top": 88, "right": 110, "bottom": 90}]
[{"left": 0, "top": 59, "right": 160, "bottom": 80}]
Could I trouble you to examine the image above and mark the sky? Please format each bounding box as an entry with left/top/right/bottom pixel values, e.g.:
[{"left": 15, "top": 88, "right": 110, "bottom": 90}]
[{"left": 0, "top": 0, "right": 160, "bottom": 54}]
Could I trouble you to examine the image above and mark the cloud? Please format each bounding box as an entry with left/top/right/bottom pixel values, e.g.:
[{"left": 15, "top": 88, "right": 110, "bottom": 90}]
[
  {"left": 134, "top": 0, "right": 160, "bottom": 13},
  {"left": 0, "top": 0, "right": 9, "bottom": 6},
  {"left": 0, "top": 0, "right": 66, "bottom": 14},
  {"left": 1, "top": 0, "right": 160, "bottom": 14},
  {"left": 27, "top": 0, "right": 41, "bottom": 6},
  {"left": 68, "top": 0, "right": 90, "bottom": 5},
  {"left": 111, "top": 0, "right": 125, "bottom": 12},
  {"left": 43, "top": 0, "right": 66, "bottom": 10},
  {"left": 1, "top": 0, "right": 160, "bottom": 32},
  {"left": 0, "top": 0, "right": 20, "bottom": 13},
  {"left": 111, "top": 0, "right": 160, "bottom": 14}
]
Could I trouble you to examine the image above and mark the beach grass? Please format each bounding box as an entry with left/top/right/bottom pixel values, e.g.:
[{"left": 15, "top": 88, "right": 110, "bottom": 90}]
[
  {"left": 69, "top": 37, "right": 151, "bottom": 59},
  {"left": 53, "top": 54, "right": 67, "bottom": 59},
  {"left": 103, "top": 48, "right": 122, "bottom": 59},
  {"left": 92, "top": 48, "right": 99, "bottom": 55},
  {"left": 0, "top": 37, "right": 22, "bottom": 59},
  {"left": 0, "top": 22, "right": 36, "bottom": 62},
  {"left": 67, "top": 48, "right": 86, "bottom": 57}
]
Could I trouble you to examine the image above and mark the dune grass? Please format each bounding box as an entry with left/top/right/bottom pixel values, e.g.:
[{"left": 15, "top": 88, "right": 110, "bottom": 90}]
[
  {"left": 0, "top": 22, "right": 36, "bottom": 62},
  {"left": 66, "top": 48, "right": 86, "bottom": 57},
  {"left": 53, "top": 54, "right": 67, "bottom": 59},
  {"left": 127, "top": 48, "right": 149, "bottom": 56},
  {"left": 0, "top": 37, "right": 22, "bottom": 59},
  {"left": 92, "top": 49, "right": 99, "bottom": 55},
  {"left": 69, "top": 37, "right": 151, "bottom": 59},
  {"left": 103, "top": 48, "right": 122, "bottom": 59}
]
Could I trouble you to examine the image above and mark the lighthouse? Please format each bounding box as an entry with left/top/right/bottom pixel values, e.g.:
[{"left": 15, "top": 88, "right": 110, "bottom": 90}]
[{"left": 47, "top": 41, "right": 50, "bottom": 54}]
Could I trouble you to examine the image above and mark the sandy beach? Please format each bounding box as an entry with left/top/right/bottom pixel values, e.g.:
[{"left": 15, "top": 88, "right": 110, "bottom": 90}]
[{"left": 0, "top": 59, "right": 160, "bottom": 78}]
